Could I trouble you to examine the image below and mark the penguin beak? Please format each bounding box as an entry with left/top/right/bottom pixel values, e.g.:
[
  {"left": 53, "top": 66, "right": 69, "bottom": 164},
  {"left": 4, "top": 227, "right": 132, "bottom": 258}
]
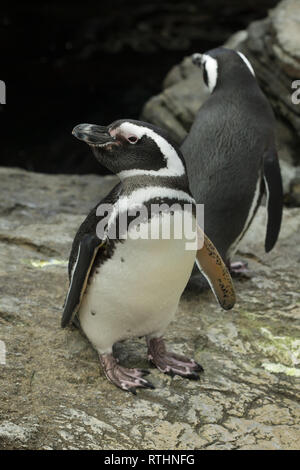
[
  {"left": 192, "top": 53, "right": 203, "bottom": 67},
  {"left": 72, "top": 123, "right": 115, "bottom": 146}
]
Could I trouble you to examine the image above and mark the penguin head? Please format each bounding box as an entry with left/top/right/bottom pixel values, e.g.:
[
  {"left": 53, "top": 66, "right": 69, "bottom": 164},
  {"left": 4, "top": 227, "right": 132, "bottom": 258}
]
[
  {"left": 72, "top": 119, "right": 186, "bottom": 179},
  {"left": 192, "top": 47, "right": 255, "bottom": 93}
]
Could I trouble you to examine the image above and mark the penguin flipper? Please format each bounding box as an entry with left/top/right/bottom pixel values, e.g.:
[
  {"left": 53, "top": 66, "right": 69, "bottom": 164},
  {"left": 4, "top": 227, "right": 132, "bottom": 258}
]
[
  {"left": 263, "top": 148, "right": 283, "bottom": 252},
  {"left": 196, "top": 226, "right": 236, "bottom": 310},
  {"left": 61, "top": 234, "right": 105, "bottom": 328}
]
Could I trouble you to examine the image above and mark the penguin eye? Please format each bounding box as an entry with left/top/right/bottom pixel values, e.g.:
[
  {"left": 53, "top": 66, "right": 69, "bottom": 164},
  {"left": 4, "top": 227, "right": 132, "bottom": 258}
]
[{"left": 127, "top": 135, "right": 138, "bottom": 144}]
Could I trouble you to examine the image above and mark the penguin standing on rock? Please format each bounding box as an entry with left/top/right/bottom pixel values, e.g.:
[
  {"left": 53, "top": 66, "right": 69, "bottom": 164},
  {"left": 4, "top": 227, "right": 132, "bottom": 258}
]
[
  {"left": 61, "top": 119, "right": 235, "bottom": 393},
  {"left": 181, "top": 47, "right": 283, "bottom": 287}
]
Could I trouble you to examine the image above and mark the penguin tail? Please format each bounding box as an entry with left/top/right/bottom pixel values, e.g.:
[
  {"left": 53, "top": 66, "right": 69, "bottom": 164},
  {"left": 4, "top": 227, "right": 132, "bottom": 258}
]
[{"left": 263, "top": 148, "right": 283, "bottom": 253}]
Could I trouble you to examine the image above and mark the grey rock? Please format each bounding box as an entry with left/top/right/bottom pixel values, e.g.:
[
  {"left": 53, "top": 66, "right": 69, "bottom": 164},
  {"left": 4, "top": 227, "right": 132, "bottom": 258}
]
[
  {"left": 0, "top": 167, "right": 118, "bottom": 223},
  {"left": 142, "top": 57, "right": 207, "bottom": 145},
  {"left": 279, "top": 159, "right": 296, "bottom": 196},
  {"left": 240, "top": 0, "right": 300, "bottom": 162},
  {"left": 289, "top": 173, "right": 300, "bottom": 206},
  {"left": 0, "top": 419, "right": 39, "bottom": 448},
  {"left": 0, "top": 167, "right": 299, "bottom": 450}
]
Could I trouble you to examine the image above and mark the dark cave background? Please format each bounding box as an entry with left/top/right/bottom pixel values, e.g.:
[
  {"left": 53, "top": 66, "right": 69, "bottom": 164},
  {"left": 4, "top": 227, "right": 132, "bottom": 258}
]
[{"left": 0, "top": 0, "right": 280, "bottom": 175}]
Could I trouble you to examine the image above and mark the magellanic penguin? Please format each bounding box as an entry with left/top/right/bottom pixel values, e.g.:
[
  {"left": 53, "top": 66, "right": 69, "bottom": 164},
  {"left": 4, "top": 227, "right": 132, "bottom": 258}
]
[
  {"left": 61, "top": 119, "right": 236, "bottom": 393},
  {"left": 181, "top": 47, "right": 283, "bottom": 286}
]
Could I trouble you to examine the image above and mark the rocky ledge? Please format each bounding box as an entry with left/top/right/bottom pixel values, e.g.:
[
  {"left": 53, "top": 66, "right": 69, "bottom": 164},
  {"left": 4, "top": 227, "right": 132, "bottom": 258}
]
[{"left": 0, "top": 167, "right": 299, "bottom": 450}]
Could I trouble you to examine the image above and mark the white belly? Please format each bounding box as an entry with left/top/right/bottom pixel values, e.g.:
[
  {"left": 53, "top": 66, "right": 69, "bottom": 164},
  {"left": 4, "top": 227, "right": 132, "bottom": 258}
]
[{"left": 78, "top": 213, "right": 196, "bottom": 354}]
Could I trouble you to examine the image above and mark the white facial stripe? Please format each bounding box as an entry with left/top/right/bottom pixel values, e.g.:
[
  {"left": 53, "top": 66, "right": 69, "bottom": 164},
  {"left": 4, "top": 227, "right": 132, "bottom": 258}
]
[
  {"left": 115, "top": 122, "right": 185, "bottom": 178},
  {"left": 202, "top": 54, "right": 218, "bottom": 92},
  {"left": 237, "top": 52, "right": 255, "bottom": 76},
  {"left": 107, "top": 186, "right": 195, "bottom": 232},
  {"left": 118, "top": 168, "right": 178, "bottom": 178}
]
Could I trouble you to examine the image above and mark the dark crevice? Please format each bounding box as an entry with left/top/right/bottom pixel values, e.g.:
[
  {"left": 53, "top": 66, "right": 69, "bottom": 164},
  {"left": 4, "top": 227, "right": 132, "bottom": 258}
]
[
  {"left": 0, "top": 1, "right": 280, "bottom": 174},
  {"left": 0, "top": 235, "right": 60, "bottom": 257}
]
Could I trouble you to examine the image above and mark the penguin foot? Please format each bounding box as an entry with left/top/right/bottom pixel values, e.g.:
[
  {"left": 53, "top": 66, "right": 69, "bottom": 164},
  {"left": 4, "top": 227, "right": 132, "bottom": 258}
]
[
  {"left": 147, "top": 337, "right": 203, "bottom": 380},
  {"left": 99, "top": 353, "right": 155, "bottom": 394},
  {"left": 229, "top": 260, "right": 249, "bottom": 276}
]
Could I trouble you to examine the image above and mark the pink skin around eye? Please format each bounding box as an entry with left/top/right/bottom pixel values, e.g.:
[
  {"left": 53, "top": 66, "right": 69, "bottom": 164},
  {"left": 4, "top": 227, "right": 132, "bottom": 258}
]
[
  {"left": 108, "top": 128, "right": 137, "bottom": 143},
  {"left": 109, "top": 128, "right": 117, "bottom": 137}
]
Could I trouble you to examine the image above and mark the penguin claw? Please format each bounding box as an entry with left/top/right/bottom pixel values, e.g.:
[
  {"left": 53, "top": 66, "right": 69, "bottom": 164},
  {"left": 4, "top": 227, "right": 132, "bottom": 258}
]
[
  {"left": 124, "top": 377, "right": 155, "bottom": 393},
  {"left": 166, "top": 369, "right": 175, "bottom": 378},
  {"left": 99, "top": 353, "right": 154, "bottom": 393},
  {"left": 143, "top": 381, "right": 155, "bottom": 390},
  {"left": 193, "top": 362, "right": 204, "bottom": 373},
  {"left": 186, "top": 372, "right": 200, "bottom": 380}
]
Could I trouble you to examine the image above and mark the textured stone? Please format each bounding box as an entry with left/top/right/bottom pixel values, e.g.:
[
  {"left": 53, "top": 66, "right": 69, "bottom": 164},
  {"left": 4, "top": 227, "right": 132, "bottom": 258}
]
[{"left": 240, "top": 0, "right": 300, "bottom": 159}]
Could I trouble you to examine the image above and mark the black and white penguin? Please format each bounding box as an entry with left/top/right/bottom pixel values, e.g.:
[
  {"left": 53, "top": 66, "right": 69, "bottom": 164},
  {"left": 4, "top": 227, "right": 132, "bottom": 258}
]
[
  {"left": 181, "top": 47, "right": 283, "bottom": 286},
  {"left": 61, "top": 119, "right": 235, "bottom": 393}
]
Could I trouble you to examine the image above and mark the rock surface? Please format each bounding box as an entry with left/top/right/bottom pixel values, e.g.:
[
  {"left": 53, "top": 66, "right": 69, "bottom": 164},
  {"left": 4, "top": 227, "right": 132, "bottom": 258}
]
[
  {"left": 141, "top": 0, "right": 300, "bottom": 198},
  {"left": 0, "top": 167, "right": 299, "bottom": 450},
  {"left": 239, "top": 0, "right": 300, "bottom": 166},
  {"left": 242, "top": 0, "right": 300, "bottom": 201}
]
